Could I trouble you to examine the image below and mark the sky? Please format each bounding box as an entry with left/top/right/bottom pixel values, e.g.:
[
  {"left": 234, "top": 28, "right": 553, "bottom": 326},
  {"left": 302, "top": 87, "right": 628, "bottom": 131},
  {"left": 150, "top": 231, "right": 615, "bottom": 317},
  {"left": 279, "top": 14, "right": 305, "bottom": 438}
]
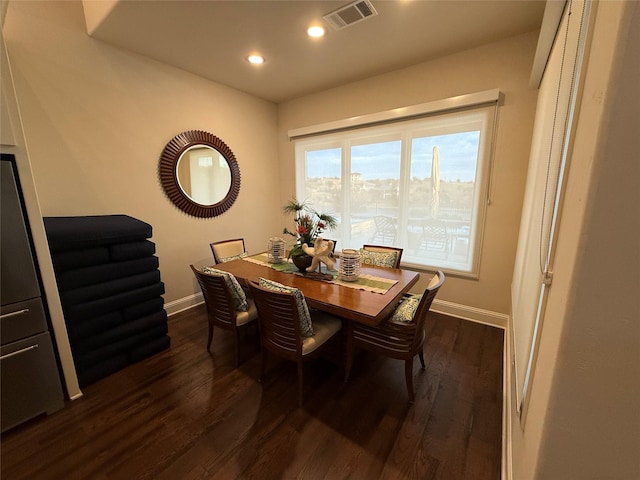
[{"left": 306, "top": 131, "right": 481, "bottom": 182}]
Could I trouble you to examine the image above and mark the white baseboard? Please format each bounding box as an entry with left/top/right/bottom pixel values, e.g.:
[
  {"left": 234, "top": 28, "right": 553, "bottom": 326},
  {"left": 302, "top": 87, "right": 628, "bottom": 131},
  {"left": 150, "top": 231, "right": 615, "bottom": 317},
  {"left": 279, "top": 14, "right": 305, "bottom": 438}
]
[
  {"left": 431, "top": 298, "right": 508, "bottom": 329},
  {"left": 165, "top": 293, "right": 203, "bottom": 316}
]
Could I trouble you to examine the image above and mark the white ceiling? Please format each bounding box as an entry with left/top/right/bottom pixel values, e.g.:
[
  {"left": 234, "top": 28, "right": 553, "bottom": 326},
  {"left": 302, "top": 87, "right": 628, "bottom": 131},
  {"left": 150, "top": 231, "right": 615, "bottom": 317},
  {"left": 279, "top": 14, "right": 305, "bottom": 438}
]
[{"left": 83, "top": 0, "right": 546, "bottom": 103}]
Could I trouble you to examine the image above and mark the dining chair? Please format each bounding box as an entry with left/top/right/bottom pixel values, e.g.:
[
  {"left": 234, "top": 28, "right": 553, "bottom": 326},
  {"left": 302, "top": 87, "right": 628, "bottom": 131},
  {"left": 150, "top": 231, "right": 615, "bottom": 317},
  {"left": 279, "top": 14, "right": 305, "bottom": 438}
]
[
  {"left": 322, "top": 239, "right": 337, "bottom": 255},
  {"left": 345, "top": 270, "right": 445, "bottom": 403},
  {"left": 190, "top": 264, "right": 258, "bottom": 366},
  {"left": 210, "top": 238, "right": 247, "bottom": 263},
  {"left": 421, "top": 219, "right": 450, "bottom": 258},
  {"left": 248, "top": 279, "right": 342, "bottom": 407},
  {"left": 360, "top": 244, "right": 404, "bottom": 269},
  {"left": 369, "top": 215, "right": 397, "bottom": 244}
]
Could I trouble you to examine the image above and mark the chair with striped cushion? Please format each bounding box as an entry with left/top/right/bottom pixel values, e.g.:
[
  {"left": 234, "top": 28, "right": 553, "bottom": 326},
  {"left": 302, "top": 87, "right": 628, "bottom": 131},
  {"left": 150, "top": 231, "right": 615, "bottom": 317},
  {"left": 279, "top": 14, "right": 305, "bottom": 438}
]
[
  {"left": 345, "top": 271, "right": 445, "bottom": 403},
  {"left": 190, "top": 265, "right": 258, "bottom": 366},
  {"left": 248, "top": 279, "right": 342, "bottom": 407}
]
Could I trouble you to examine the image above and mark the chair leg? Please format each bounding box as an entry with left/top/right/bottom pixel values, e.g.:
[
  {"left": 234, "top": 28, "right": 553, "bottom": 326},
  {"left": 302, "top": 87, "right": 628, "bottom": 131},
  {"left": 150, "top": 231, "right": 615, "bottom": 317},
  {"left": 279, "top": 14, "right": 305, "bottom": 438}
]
[
  {"left": 259, "top": 349, "right": 267, "bottom": 383},
  {"left": 344, "top": 323, "right": 353, "bottom": 383},
  {"left": 254, "top": 324, "right": 261, "bottom": 355},
  {"left": 405, "top": 359, "right": 415, "bottom": 404},
  {"left": 207, "top": 322, "right": 214, "bottom": 351},
  {"left": 297, "top": 361, "right": 304, "bottom": 407},
  {"left": 233, "top": 330, "right": 241, "bottom": 367},
  {"left": 419, "top": 351, "right": 426, "bottom": 369}
]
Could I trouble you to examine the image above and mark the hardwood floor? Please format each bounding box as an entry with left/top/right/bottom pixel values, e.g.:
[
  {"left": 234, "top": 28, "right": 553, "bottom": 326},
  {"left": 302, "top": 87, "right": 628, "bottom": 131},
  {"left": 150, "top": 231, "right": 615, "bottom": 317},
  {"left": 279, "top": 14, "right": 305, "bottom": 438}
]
[{"left": 1, "top": 305, "right": 504, "bottom": 480}]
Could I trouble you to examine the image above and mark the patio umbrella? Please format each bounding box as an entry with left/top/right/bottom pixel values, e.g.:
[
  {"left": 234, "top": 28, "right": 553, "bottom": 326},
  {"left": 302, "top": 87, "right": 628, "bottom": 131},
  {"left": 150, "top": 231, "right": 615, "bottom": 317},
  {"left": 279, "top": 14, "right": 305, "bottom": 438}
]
[{"left": 431, "top": 146, "right": 441, "bottom": 218}]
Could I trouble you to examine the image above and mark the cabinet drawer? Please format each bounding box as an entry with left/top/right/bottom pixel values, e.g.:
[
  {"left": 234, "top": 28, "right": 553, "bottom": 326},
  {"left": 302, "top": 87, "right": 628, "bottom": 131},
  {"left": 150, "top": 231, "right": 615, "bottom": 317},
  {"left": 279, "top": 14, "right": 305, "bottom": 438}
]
[
  {"left": 0, "top": 297, "right": 47, "bottom": 345},
  {"left": 1, "top": 332, "right": 64, "bottom": 432}
]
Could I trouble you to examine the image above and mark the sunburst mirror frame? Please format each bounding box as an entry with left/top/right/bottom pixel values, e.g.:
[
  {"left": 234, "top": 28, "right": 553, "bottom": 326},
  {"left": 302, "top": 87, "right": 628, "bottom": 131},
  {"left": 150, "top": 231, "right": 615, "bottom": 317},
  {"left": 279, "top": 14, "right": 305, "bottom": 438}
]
[{"left": 159, "top": 130, "right": 241, "bottom": 218}]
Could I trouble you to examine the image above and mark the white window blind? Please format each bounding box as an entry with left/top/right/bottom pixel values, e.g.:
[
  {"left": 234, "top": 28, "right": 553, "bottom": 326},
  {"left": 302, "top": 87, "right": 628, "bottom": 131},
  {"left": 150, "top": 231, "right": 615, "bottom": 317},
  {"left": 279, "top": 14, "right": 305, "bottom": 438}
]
[
  {"left": 290, "top": 91, "right": 499, "bottom": 276},
  {"left": 511, "top": 0, "right": 591, "bottom": 420}
]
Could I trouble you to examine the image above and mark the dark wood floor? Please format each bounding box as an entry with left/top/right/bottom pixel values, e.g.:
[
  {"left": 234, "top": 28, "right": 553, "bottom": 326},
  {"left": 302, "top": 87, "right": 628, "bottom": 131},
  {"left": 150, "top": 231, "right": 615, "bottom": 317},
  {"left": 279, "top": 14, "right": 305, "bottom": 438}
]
[{"left": 1, "top": 305, "right": 504, "bottom": 480}]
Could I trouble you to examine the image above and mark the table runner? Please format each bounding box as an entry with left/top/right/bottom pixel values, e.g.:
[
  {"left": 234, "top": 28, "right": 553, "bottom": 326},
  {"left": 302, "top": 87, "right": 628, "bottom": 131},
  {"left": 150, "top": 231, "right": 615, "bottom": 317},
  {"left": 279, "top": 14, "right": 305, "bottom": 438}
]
[{"left": 243, "top": 254, "right": 398, "bottom": 294}]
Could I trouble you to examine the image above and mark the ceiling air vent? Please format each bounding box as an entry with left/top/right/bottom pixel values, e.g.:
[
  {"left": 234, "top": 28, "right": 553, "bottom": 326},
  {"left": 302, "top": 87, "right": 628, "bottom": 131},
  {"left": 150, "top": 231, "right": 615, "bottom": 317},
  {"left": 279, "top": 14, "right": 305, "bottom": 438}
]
[{"left": 323, "top": 0, "right": 378, "bottom": 30}]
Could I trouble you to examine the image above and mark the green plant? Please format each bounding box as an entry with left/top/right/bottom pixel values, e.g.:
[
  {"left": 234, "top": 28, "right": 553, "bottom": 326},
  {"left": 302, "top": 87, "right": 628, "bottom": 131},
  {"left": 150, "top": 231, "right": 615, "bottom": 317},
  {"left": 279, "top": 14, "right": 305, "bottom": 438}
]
[{"left": 282, "top": 198, "right": 337, "bottom": 258}]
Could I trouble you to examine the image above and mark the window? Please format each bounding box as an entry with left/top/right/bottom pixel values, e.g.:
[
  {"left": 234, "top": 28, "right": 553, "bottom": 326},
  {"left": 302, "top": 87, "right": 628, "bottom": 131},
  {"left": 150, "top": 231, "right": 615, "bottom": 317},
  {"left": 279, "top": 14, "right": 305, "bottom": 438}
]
[{"left": 292, "top": 95, "right": 497, "bottom": 276}]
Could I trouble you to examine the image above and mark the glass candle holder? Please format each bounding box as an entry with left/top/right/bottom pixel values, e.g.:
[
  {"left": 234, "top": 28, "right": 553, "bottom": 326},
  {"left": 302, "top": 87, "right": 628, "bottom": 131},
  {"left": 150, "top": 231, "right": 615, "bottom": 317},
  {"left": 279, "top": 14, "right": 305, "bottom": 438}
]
[
  {"left": 339, "top": 249, "right": 361, "bottom": 282},
  {"left": 267, "top": 237, "right": 286, "bottom": 263}
]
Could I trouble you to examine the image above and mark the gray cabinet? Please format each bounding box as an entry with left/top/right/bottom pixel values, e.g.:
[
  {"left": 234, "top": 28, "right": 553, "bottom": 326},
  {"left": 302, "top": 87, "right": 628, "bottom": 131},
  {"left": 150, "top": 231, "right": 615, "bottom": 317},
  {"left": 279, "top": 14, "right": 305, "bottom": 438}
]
[{"left": 1, "top": 154, "right": 64, "bottom": 432}]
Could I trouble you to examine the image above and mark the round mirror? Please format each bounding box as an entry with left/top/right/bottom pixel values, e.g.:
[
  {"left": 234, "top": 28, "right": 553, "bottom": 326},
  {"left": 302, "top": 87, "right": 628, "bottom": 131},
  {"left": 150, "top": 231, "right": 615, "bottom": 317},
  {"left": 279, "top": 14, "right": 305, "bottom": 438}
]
[{"left": 159, "top": 130, "right": 240, "bottom": 218}]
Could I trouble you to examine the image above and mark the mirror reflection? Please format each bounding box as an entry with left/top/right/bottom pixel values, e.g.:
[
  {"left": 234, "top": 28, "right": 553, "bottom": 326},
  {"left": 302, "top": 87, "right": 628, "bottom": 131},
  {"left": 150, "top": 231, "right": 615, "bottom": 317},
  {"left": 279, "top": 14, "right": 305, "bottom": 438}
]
[{"left": 176, "top": 145, "right": 231, "bottom": 205}]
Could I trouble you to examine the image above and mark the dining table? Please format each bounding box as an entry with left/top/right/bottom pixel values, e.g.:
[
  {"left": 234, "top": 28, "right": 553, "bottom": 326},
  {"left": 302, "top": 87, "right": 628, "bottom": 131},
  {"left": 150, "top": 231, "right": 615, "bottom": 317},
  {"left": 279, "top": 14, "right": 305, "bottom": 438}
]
[{"left": 211, "top": 253, "right": 420, "bottom": 326}]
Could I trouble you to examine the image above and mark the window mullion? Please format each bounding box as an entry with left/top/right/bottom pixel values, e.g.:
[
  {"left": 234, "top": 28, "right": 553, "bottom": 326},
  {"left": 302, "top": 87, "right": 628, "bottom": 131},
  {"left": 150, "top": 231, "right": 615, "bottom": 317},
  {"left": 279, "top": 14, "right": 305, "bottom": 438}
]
[
  {"left": 397, "top": 132, "right": 412, "bottom": 247},
  {"left": 341, "top": 139, "right": 351, "bottom": 247}
]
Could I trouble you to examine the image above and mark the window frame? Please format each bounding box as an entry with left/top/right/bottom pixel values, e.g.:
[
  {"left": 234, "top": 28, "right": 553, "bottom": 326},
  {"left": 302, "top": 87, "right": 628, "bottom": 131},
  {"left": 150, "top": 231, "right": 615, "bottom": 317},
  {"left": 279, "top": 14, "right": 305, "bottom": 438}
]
[{"left": 290, "top": 91, "right": 499, "bottom": 278}]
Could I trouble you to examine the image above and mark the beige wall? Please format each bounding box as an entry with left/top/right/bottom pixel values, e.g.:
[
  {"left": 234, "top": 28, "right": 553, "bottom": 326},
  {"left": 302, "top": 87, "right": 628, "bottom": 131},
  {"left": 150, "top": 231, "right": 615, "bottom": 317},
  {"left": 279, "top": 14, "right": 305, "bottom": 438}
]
[
  {"left": 277, "top": 31, "right": 540, "bottom": 315},
  {"left": 3, "top": 0, "right": 282, "bottom": 308},
  {"left": 510, "top": 1, "right": 640, "bottom": 478},
  {"left": 1, "top": 31, "right": 81, "bottom": 398}
]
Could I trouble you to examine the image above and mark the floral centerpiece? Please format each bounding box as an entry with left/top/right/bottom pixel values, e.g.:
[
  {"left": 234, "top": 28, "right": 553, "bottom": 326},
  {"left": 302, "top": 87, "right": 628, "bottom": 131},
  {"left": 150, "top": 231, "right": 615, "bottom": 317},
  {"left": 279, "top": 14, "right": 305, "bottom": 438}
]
[{"left": 282, "top": 199, "right": 337, "bottom": 260}]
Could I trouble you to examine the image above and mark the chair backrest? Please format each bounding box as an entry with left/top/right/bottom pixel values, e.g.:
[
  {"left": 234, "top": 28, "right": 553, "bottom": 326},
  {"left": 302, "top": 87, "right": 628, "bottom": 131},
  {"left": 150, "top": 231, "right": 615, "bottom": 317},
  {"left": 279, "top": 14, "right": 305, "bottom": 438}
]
[
  {"left": 361, "top": 244, "right": 404, "bottom": 268},
  {"left": 414, "top": 271, "right": 445, "bottom": 319},
  {"left": 190, "top": 264, "right": 237, "bottom": 327},
  {"left": 422, "top": 219, "right": 448, "bottom": 247},
  {"left": 322, "top": 239, "right": 337, "bottom": 254},
  {"left": 371, "top": 215, "right": 397, "bottom": 244},
  {"left": 409, "top": 270, "right": 445, "bottom": 344},
  {"left": 210, "top": 238, "right": 246, "bottom": 263},
  {"left": 248, "top": 281, "right": 302, "bottom": 360}
]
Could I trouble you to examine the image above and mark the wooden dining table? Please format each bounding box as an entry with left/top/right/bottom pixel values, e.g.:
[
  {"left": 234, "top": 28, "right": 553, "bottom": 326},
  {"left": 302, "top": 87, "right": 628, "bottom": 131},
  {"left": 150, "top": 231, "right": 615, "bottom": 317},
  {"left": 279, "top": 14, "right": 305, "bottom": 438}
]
[{"left": 212, "top": 255, "right": 420, "bottom": 326}]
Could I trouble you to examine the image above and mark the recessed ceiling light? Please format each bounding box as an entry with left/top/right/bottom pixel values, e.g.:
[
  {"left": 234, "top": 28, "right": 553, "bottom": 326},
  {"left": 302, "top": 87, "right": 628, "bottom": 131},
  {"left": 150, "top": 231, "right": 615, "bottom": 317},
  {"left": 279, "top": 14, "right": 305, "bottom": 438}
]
[
  {"left": 307, "top": 25, "right": 325, "bottom": 38},
  {"left": 247, "top": 55, "right": 265, "bottom": 65}
]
